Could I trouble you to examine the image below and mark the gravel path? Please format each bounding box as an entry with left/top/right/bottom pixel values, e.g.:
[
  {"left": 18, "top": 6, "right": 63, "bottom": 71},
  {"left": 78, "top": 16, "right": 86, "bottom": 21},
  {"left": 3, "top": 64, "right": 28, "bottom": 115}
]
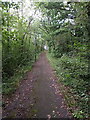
[{"left": 2, "top": 52, "right": 72, "bottom": 119}]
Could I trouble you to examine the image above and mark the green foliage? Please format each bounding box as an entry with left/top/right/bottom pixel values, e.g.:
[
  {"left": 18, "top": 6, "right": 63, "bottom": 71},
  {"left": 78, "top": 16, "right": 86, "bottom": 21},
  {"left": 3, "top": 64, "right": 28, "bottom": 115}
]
[
  {"left": 2, "top": 1, "right": 89, "bottom": 119},
  {"left": 2, "top": 1, "right": 44, "bottom": 94},
  {"left": 47, "top": 53, "right": 89, "bottom": 118},
  {"left": 3, "top": 61, "right": 33, "bottom": 95},
  {"left": 39, "top": 2, "right": 89, "bottom": 118},
  {"left": 72, "top": 110, "right": 84, "bottom": 119}
]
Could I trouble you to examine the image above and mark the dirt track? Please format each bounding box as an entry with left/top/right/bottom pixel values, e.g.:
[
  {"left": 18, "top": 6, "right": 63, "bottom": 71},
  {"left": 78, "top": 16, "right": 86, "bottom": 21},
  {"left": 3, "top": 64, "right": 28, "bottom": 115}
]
[{"left": 2, "top": 52, "right": 71, "bottom": 118}]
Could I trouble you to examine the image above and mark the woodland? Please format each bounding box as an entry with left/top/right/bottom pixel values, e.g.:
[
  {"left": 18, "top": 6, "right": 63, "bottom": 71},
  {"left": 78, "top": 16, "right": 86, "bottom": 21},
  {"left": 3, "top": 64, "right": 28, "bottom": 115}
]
[{"left": 1, "top": 0, "right": 90, "bottom": 119}]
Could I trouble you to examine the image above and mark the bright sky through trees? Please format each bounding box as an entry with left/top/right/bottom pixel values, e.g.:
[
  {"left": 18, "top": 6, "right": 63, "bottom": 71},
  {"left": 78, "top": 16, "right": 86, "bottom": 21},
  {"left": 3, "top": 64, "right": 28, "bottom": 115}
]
[{"left": 2, "top": 0, "right": 42, "bottom": 21}]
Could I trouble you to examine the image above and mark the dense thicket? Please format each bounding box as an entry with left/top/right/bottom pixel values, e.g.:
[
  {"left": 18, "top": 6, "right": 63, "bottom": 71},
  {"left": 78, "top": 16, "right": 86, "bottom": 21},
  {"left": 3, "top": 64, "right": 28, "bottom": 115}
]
[
  {"left": 2, "top": 2, "right": 42, "bottom": 80},
  {"left": 37, "top": 2, "right": 89, "bottom": 118},
  {"left": 2, "top": 1, "right": 44, "bottom": 94}
]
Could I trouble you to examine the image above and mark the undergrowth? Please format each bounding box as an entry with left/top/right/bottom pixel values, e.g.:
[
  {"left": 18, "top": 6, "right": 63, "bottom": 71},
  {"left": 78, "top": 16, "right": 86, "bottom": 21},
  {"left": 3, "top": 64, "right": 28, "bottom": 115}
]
[
  {"left": 2, "top": 53, "right": 41, "bottom": 96},
  {"left": 47, "top": 52, "right": 89, "bottom": 119},
  {"left": 2, "top": 61, "right": 33, "bottom": 95}
]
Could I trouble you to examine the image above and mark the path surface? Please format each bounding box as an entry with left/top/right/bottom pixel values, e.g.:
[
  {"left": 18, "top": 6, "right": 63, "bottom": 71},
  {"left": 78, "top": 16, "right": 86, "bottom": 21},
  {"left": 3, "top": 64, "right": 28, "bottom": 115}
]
[{"left": 3, "top": 52, "right": 71, "bottom": 118}]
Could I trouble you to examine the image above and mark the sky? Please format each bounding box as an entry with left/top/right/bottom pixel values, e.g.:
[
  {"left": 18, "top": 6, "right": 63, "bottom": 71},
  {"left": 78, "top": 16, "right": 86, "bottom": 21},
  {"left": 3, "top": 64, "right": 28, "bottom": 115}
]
[
  {"left": 2, "top": 0, "right": 42, "bottom": 21},
  {"left": 1, "top": 0, "right": 88, "bottom": 24}
]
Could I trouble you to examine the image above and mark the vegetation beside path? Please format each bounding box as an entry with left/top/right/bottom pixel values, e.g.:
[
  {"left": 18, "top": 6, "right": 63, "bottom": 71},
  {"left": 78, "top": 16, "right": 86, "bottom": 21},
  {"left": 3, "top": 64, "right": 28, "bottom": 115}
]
[{"left": 47, "top": 52, "right": 89, "bottom": 119}]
